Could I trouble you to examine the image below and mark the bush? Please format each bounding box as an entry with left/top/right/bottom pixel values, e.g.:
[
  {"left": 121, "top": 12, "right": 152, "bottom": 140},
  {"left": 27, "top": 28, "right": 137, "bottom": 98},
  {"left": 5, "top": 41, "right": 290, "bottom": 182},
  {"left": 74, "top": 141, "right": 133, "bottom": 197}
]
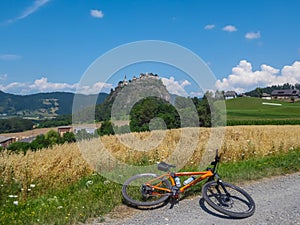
[
  {"left": 96, "top": 120, "right": 115, "bottom": 136},
  {"left": 7, "top": 142, "right": 31, "bottom": 154}
]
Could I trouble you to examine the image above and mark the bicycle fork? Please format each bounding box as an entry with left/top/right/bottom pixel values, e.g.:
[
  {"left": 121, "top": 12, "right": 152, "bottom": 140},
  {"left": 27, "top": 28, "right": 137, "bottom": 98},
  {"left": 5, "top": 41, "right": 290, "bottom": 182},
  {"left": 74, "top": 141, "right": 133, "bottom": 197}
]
[{"left": 214, "top": 174, "right": 231, "bottom": 203}]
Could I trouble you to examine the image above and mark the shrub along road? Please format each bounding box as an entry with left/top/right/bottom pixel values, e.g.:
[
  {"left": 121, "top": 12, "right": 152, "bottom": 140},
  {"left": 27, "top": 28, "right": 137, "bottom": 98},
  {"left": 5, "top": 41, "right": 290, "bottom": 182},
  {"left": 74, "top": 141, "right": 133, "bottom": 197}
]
[{"left": 93, "top": 172, "right": 300, "bottom": 225}]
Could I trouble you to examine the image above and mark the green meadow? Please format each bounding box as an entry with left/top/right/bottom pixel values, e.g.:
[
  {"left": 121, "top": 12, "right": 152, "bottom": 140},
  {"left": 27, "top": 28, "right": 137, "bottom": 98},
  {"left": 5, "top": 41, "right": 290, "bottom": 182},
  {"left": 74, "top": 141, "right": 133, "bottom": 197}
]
[{"left": 219, "top": 97, "right": 300, "bottom": 125}]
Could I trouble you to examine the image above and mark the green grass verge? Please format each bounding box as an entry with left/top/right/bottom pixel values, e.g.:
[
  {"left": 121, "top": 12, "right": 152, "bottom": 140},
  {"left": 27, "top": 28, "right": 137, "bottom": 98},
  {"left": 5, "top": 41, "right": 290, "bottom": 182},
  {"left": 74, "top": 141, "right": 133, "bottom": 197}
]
[
  {"left": 0, "top": 175, "right": 123, "bottom": 225},
  {"left": 1, "top": 148, "right": 300, "bottom": 224},
  {"left": 218, "top": 148, "right": 300, "bottom": 183}
]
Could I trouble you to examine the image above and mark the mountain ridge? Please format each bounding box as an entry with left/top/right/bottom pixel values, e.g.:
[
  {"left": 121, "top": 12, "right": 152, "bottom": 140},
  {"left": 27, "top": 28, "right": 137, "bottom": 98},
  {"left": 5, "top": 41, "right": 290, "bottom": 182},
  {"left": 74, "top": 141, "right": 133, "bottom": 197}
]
[{"left": 0, "top": 91, "right": 108, "bottom": 118}]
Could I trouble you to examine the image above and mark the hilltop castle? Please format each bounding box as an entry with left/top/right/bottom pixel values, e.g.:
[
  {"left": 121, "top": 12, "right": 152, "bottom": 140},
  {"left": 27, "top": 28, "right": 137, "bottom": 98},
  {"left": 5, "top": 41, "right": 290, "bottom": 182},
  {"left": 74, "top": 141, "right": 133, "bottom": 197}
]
[
  {"left": 107, "top": 72, "right": 167, "bottom": 103},
  {"left": 117, "top": 72, "right": 159, "bottom": 88}
]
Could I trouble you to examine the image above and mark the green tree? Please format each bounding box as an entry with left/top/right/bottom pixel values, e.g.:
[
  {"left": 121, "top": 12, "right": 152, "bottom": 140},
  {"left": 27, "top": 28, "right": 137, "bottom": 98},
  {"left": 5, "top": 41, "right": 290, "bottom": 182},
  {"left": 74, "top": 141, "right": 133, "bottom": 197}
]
[
  {"left": 97, "top": 120, "right": 115, "bottom": 136},
  {"left": 45, "top": 130, "right": 63, "bottom": 146},
  {"left": 30, "top": 134, "right": 49, "bottom": 150},
  {"left": 195, "top": 93, "right": 212, "bottom": 127},
  {"left": 62, "top": 132, "right": 76, "bottom": 143},
  {"left": 255, "top": 88, "right": 263, "bottom": 98},
  {"left": 7, "top": 142, "right": 31, "bottom": 154},
  {"left": 130, "top": 97, "right": 180, "bottom": 132},
  {"left": 0, "top": 118, "right": 33, "bottom": 133}
]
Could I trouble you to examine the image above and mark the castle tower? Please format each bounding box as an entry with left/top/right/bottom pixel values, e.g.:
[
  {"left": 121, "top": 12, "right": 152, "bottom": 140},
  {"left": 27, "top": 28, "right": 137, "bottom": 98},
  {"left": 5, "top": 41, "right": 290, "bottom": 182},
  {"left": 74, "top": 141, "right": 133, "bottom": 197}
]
[{"left": 123, "top": 75, "right": 128, "bottom": 85}]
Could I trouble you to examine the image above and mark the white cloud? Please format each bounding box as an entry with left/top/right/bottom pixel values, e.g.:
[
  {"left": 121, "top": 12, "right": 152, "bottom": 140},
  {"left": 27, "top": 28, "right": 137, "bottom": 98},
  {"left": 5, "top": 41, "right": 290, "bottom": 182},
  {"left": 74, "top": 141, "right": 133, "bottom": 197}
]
[
  {"left": 204, "top": 24, "right": 215, "bottom": 30},
  {"left": 90, "top": 9, "right": 104, "bottom": 18},
  {"left": 0, "top": 81, "right": 28, "bottom": 95},
  {"left": 161, "top": 76, "right": 191, "bottom": 97},
  {"left": 1, "top": 76, "right": 191, "bottom": 96},
  {"left": 76, "top": 82, "right": 113, "bottom": 95},
  {"left": 0, "top": 77, "right": 113, "bottom": 95},
  {"left": 215, "top": 60, "right": 300, "bottom": 93},
  {"left": 190, "top": 91, "right": 204, "bottom": 97},
  {"left": 222, "top": 25, "right": 237, "bottom": 32},
  {"left": 0, "top": 54, "right": 21, "bottom": 61},
  {"left": 18, "top": 0, "right": 50, "bottom": 20},
  {"left": 245, "top": 31, "right": 261, "bottom": 39},
  {"left": 3, "top": 0, "right": 50, "bottom": 24},
  {"left": 28, "top": 77, "right": 77, "bottom": 93}
]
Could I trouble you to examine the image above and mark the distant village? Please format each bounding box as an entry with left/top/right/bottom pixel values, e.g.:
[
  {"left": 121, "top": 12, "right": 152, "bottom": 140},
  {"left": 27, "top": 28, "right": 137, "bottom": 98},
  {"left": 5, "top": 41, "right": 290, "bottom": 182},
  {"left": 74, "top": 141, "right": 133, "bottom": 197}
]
[{"left": 224, "top": 89, "right": 300, "bottom": 100}]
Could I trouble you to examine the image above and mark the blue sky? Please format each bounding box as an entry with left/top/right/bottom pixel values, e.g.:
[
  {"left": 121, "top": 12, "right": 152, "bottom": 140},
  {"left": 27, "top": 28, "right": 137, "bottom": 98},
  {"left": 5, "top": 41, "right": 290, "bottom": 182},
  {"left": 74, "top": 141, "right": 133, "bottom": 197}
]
[{"left": 0, "top": 0, "right": 300, "bottom": 95}]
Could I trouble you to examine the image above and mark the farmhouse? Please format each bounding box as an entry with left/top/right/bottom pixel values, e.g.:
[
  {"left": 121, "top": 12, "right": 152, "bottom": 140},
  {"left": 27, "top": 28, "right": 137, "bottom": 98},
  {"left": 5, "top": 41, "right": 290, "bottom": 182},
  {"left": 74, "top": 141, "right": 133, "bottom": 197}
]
[
  {"left": 57, "top": 126, "right": 73, "bottom": 137},
  {"left": 0, "top": 136, "right": 16, "bottom": 148},
  {"left": 261, "top": 93, "right": 271, "bottom": 100},
  {"left": 73, "top": 126, "right": 97, "bottom": 134},
  {"left": 224, "top": 91, "right": 237, "bottom": 100},
  {"left": 271, "top": 89, "right": 300, "bottom": 100}
]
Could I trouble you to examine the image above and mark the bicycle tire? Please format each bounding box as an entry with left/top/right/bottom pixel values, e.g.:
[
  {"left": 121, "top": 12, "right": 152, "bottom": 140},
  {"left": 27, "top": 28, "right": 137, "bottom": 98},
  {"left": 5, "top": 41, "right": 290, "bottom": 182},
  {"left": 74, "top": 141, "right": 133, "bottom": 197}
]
[
  {"left": 202, "top": 181, "right": 255, "bottom": 218},
  {"left": 122, "top": 173, "right": 171, "bottom": 207}
]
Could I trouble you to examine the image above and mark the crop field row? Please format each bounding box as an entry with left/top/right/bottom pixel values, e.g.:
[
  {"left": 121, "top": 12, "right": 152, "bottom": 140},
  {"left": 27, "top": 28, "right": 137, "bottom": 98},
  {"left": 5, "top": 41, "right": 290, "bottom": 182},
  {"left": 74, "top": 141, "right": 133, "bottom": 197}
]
[{"left": 1, "top": 125, "right": 300, "bottom": 186}]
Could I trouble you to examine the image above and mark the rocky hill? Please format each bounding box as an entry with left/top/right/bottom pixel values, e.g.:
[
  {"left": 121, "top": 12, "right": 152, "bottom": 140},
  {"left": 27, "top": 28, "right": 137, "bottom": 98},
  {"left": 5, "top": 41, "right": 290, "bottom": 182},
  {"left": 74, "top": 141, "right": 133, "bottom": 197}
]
[{"left": 94, "top": 73, "right": 171, "bottom": 121}]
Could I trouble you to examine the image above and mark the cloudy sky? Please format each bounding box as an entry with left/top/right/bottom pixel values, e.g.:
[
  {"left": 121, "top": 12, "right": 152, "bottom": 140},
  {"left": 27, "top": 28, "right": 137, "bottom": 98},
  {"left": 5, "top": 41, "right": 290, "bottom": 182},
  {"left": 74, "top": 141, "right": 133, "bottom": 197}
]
[{"left": 0, "top": 0, "right": 300, "bottom": 95}]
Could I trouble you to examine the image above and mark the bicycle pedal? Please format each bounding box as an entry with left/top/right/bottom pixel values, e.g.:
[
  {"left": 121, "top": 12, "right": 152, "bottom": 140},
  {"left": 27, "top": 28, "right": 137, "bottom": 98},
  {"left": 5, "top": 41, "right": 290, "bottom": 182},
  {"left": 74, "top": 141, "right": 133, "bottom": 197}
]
[{"left": 169, "top": 198, "right": 179, "bottom": 209}]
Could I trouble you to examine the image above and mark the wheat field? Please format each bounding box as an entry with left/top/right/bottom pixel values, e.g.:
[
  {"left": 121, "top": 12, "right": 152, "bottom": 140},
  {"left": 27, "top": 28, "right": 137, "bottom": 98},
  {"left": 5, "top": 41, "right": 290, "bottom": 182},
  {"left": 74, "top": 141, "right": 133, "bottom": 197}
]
[{"left": 1, "top": 125, "right": 300, "bottom": 189}]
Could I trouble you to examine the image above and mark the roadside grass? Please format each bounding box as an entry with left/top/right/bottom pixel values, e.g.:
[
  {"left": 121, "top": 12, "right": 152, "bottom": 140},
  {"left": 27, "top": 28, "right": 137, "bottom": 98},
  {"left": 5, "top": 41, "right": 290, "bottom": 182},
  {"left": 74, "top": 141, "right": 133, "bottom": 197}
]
[
  {"left": 180, "top": 147, "right": 300, "bottom": 197},
  {"left": 218, "top": 147, "right": 300, "bottom": 183},
  {"left": 1, "top": 148, "right": 300, "bottom": 225},
  {"left": 0, "top": 174, "right": 123, "bottom": 225}
]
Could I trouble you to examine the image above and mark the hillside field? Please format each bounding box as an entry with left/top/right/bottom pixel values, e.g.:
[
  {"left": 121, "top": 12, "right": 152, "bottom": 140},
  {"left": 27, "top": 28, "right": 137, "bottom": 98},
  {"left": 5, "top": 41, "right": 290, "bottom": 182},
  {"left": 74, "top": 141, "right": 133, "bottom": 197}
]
[{"left": 223, "top": 97, "right": 300, "bottom": 120}]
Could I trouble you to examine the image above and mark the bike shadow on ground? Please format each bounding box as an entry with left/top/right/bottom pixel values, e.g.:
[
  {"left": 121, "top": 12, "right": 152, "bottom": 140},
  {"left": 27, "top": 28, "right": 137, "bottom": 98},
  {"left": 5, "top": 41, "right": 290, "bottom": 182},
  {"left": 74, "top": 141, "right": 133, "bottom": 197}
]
[
  {"left": 122, "top": 198, "right": 169, "bottom": 211},
  {"left": 198, "top": 198, "right": 245, "bottom": 220}
]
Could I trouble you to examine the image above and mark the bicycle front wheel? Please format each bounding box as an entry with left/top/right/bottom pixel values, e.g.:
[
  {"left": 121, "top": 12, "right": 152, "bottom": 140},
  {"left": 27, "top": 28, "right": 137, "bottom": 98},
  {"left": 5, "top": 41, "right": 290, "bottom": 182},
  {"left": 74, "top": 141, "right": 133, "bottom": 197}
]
[
  {"left": 122, "top": 173, "right": 171, "bottom": 207},
  {"left": 202, "top": 181, "right": 255, "bottom": 218}
]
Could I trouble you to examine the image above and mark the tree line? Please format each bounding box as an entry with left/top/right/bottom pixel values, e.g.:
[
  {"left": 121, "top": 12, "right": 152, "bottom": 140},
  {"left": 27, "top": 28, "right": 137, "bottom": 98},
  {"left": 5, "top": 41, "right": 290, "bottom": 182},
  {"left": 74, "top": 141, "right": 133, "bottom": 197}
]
[
  {"left": 3, "top": 126, "right": 116, "bottom": 154},
  {"left": 100, "top": 92, "right": 221, "bottom": 135},
  {"left": 0, "top": 115, "right": 72, "bottom": 134},
  {"left": 4, "top": 130, "right": 76, "bottom": 154},
  {"left": 245, "top": 83, "right": 300, "bottom": 97}
]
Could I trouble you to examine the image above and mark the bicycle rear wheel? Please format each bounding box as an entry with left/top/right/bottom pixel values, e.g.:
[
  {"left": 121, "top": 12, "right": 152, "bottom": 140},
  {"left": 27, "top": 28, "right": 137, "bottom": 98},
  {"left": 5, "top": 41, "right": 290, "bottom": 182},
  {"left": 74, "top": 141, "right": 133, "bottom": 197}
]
[
  {"left": 122, "top": 173, "right": 171, "bottom": 207},
  {"left": 202, "top": 181, "right": 255, "bottom": 218}
]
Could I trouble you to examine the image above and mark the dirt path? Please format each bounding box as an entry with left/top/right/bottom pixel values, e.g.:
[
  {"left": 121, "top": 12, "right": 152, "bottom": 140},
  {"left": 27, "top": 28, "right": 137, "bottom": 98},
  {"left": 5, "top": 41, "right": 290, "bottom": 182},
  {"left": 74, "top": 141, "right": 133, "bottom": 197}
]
[{"left": 87, "top": 172, "right": 300, "bottom": 225}]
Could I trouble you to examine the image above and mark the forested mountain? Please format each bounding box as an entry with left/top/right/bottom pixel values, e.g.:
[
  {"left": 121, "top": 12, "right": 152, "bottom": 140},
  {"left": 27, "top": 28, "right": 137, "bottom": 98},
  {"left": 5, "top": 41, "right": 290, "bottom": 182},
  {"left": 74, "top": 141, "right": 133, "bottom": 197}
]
[{"left": 0, "top": 91, "right": 108, "bottom": 118}]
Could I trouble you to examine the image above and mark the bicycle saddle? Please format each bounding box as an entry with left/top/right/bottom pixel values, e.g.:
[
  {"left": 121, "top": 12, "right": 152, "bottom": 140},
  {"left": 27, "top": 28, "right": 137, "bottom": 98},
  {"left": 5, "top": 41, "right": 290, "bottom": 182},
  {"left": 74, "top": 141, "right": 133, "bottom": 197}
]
[{"left": 158, "top": 162, "right": 176, "bottom": 172}]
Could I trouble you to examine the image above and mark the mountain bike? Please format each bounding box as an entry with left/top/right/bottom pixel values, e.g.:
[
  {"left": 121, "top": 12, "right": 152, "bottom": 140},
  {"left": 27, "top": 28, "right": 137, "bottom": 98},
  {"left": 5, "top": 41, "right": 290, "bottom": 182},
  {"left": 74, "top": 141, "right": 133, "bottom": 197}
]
[{"left": 122, "top": 149, "right": 255, "bottom": 218}]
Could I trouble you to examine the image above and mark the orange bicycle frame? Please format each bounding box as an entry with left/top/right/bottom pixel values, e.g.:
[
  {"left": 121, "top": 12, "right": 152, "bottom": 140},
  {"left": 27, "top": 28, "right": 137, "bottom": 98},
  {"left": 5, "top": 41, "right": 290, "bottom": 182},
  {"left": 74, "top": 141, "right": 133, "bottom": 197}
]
[{"left": 146, "top": 170, "right": 214, "bottom": 194}]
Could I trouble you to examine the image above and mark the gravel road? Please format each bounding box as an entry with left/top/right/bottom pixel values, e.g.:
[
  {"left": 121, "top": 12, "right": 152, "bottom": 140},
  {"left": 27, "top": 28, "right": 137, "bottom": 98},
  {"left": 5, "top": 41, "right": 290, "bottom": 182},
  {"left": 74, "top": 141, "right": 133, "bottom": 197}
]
[{"left": 89, "top": 172, "right": 300, "bottom": 225}]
